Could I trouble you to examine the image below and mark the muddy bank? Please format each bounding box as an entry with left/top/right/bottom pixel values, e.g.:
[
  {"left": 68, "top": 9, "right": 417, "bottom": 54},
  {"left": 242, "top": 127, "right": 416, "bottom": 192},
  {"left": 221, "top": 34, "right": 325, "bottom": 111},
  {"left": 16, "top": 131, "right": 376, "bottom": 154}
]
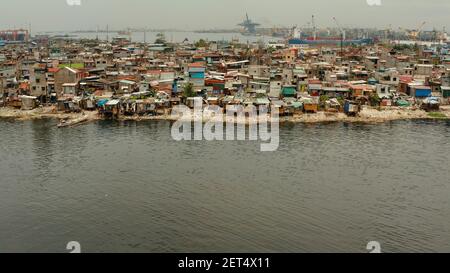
[
  {"left": 290, "top": 107, "right": 450, "bottom": 124},
  {"left": 1, "top": 106, "right": 449, "bottom": 124},
  {"left": 119, "top": 107, "right": 450, "bottom": 124},
  {"left": 0, "top": 106, "right": 100, "bottom": 123}
]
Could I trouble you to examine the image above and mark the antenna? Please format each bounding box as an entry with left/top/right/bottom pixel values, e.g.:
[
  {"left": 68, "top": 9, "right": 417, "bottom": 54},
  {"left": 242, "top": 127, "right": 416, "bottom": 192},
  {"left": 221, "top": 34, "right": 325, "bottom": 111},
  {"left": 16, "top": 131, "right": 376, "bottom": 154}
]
[
  {"left": 28, "top": 23, "right": 32, "bottom": 41},
  {"left": 312, "top": 15, "right": 317, "bottom": 41}
]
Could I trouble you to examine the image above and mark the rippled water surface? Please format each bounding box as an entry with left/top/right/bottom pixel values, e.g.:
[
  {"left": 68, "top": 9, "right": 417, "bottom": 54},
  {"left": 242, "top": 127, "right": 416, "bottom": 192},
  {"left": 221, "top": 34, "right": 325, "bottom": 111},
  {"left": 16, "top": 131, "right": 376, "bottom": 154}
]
[{"left": 0, "top": 119, "right": 449, "bottom": 253}]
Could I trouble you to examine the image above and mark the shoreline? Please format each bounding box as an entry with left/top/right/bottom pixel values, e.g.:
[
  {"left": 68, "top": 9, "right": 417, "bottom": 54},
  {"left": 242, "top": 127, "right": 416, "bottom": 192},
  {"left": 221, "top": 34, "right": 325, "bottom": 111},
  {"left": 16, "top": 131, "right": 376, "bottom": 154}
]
[{"left": 1, "top": 106, "right": 449, "bottom": 125}]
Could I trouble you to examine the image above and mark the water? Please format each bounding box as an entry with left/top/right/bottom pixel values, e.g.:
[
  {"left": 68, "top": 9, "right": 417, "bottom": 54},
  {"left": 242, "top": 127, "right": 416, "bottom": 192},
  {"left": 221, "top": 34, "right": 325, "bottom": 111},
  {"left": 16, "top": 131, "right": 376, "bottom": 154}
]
[
  {"left": 41, "top": 31, "right": 276, "bottom": 44},
  {"left": 0, "top": 119, "right": 449, "bottom": 253}
]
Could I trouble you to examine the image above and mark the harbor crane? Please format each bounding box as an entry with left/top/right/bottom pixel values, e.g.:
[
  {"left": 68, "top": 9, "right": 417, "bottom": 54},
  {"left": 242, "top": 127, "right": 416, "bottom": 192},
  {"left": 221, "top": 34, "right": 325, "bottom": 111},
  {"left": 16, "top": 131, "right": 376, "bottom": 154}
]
[
  {"left": 312, "top": 15, "right": 317, "bottom": 40},
  {"left": 333, "top": 17, "right": 346, "bottom": 55},
  {"left": 384, "top": 24, "right": 392, "bottom": 42},
  {"left": 403, "top": 21, "right": 426, "bottom": 41},
  {"left": 332, "top": 17, "right": 346, "bottom": 41},
  {"left": 238, "top": 13, "right": 260, "bottom": 34},
  {"left": 410, "top": 21, "right": 426, "bottom": 40}
]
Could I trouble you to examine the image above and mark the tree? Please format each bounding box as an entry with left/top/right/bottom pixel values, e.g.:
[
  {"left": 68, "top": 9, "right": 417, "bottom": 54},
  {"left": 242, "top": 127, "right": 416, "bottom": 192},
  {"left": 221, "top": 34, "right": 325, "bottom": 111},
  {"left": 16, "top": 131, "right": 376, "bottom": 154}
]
[
  {"left": 183, "top": 83, "right": 196, "bottom": 98},
  {"left": 369, "top": 93, "right": 381, "bottom": 106},
  {"left": 319, "top": 95, "right": 330, "bottom": 103},
  {"left": 195, "top": 39, "right": 209, "bottom": 48}
]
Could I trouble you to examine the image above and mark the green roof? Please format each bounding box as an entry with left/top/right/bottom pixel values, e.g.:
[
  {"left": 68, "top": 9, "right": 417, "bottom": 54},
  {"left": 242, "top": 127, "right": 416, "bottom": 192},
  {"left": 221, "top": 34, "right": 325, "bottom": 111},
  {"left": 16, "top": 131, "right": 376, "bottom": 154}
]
[{"left": 282, "top": 86, "right": 297, "bottom": 96}]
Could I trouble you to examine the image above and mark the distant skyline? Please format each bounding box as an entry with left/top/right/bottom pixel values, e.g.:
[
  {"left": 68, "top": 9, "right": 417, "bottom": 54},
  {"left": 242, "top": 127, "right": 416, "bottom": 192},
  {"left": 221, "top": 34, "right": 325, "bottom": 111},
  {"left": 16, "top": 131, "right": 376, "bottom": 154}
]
[{"left": 1, "top": 0, "right": 450, "bottom": 32}]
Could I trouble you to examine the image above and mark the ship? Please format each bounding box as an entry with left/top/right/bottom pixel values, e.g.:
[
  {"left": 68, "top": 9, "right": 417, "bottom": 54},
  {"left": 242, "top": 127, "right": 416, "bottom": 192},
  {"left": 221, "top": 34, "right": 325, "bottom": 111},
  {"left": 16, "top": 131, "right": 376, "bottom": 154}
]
[
  {"left": 118, "top": 30, "right": 132, "bottom": 36},
  {"left": 288, "top": 37, "right": 373, "bottom": 46}
]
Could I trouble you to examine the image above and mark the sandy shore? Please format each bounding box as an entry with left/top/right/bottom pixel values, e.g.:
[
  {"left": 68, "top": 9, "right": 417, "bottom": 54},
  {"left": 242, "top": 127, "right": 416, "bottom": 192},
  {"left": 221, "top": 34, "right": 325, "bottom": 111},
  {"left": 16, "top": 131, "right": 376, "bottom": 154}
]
[
  {"left": 119, "top": 106, "right": 450, "bottom": 124},
  {"left": 1, "top": 106, "right": 449, "bottom": 125},
  {"left": 0, "top": 106, "right": 100, "bottom": 123}
]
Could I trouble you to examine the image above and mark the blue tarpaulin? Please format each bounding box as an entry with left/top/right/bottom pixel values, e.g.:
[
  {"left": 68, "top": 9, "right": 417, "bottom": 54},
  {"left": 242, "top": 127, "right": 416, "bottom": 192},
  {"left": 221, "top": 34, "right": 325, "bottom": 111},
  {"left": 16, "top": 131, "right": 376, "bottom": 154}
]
[{"left": 97, "top": 99, "right": 109, "bottom": 107}]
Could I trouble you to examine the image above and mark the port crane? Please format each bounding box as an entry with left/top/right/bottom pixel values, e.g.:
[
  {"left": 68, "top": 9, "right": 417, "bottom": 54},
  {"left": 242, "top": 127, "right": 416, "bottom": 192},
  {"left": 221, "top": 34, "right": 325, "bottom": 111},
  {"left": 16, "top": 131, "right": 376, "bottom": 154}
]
[
  {"left": 409, "top": 21, "right": 426, "bottom": 41},
  {"left": 312, "top": 15, "right": 317, "bottom": 40},
  {"left": 400, "top": 22, "right": 426, "bottom": 41},
  {"left": 332, "top": 17, "right": 346, "bottom": 55},
  {"left": 332, "top": 17, "right": 346, "bottom": 41},
  {"left": 439, "top": 27, "right": 449, "bottom": 42},
  {"left": 238, "top": 13, "right": 260, "bottom": 34},
  {"left": 384, "top": 24, "right": 392, "bottom": 42}
]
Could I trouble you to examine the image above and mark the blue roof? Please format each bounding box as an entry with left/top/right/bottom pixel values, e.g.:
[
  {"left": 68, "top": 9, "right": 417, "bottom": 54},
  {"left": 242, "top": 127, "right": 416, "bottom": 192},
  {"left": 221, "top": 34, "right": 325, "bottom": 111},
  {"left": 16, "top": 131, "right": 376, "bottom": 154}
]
[{"left": 97, "top": 99, "right": 109, "bottom": 107}]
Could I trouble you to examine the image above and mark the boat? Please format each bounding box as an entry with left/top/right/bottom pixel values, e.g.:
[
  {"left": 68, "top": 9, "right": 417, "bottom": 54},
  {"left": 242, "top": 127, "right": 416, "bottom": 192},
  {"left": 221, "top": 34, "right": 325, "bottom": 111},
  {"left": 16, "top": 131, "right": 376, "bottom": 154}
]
[
  {"left": 118, "top": 30, "right": 131, "bottom": 36},
  {"left": 57, "top": 115, "right": 89, "bottom": 128},
  {"left": 421, "top": 97, "right": 440, "bottom": 112}
]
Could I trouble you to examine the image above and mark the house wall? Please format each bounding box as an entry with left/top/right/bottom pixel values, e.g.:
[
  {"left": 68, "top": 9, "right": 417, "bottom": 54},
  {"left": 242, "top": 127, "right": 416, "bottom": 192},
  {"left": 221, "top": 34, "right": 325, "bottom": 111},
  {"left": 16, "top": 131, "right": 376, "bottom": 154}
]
[
  {"left": 248, "top": 65, "right": 270, "bottom": 78},
  {"left": 376, "top": 84, "right": 392, "bottom": 98},
  {"left": 55, "top": 68, "right": 82, "bottom": 96},
  {"left": 30, "top": 69, "right": 47, "bottom": 97}
]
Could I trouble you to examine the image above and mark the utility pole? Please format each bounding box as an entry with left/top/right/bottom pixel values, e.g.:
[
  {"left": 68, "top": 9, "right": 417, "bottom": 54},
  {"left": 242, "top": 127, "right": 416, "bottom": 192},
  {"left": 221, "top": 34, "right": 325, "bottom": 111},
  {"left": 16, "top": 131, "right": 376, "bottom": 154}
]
[{"left": 312, "top": 15, "right": 317, "bottom": 41}]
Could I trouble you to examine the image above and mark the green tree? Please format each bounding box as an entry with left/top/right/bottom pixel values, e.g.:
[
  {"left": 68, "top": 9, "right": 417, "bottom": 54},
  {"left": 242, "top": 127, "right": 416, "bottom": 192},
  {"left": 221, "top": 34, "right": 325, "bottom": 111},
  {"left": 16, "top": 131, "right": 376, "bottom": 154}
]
[
  {"left": 195, "top": 39, "right": 209, "bottom": 48},
  {"left": 319, "top": 95, "right": 330, "bottom": 103},
  {"left": 369, "top": 93, "right": 381, "bottom": 106},
  {"left": 183, "top": 83, "right": 196, "bottom": 98}
]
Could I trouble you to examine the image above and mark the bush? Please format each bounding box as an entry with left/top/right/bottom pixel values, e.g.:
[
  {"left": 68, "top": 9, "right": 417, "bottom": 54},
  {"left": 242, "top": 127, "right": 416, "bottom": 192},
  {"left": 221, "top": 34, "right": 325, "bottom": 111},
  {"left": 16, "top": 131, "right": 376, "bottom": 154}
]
[{"left": 428, "top": 112, "right": 446, "bottom": 119}]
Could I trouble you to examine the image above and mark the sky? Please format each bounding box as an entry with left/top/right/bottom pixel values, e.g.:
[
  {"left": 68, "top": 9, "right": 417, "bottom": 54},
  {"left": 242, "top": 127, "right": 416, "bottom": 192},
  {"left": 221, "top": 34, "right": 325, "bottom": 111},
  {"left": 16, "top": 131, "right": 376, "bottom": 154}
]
[{"left": 1, "top": 0, "right": 450, "bottom": 32}]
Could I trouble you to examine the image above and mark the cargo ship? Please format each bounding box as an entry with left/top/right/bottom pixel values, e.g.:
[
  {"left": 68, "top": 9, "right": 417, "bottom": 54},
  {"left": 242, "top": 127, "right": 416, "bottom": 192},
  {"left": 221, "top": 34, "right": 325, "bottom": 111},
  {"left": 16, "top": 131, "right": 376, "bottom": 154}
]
[{"left": 288, "top": 37, "right": 373, "bottom": 46}]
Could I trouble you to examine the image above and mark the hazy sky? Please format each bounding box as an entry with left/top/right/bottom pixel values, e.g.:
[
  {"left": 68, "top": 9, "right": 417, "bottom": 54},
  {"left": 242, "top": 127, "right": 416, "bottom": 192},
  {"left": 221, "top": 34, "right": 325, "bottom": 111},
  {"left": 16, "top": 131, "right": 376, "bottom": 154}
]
[{"left": 1, "top": 0, "right": 449, "bottom": 32}]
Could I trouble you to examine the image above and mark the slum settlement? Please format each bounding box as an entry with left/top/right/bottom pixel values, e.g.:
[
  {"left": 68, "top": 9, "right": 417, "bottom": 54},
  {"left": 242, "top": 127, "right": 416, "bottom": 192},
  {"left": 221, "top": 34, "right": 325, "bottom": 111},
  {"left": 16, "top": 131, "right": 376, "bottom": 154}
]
[{"left": 1, "top": 32, "right": 450, "bottom": 124}]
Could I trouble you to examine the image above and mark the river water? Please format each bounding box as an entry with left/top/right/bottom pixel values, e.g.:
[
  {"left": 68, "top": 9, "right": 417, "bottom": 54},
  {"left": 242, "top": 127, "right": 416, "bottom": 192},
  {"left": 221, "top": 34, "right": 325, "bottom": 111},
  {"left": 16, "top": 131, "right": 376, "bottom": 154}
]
[
  {"left": 42, "top": 31, "right": 276, "bottom": 44},
  {"left": 0, "top": 119, "right": 449, "bottom": 253}
]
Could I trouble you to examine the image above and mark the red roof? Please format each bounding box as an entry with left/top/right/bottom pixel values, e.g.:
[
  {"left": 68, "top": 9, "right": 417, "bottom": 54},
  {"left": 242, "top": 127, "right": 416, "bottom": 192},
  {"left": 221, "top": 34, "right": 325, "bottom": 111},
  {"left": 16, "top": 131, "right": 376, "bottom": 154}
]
[
  {"left": 19, "top": 82, "right": 29, "bottom": 90},
  {"left": 147, "top": 70, "right": 162, "bottom": 74},
  {"left": 399, "top": 75, "right": 414, "bottom": 83},
  {"left": 48, "top": 68, "right": 60, "bottom": 73},
  {"left": 188, "top": 62, "right": 205, "bottom": 68},
  {"left": 308, "top": 79, "right": 322, "bottom": 84}
]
